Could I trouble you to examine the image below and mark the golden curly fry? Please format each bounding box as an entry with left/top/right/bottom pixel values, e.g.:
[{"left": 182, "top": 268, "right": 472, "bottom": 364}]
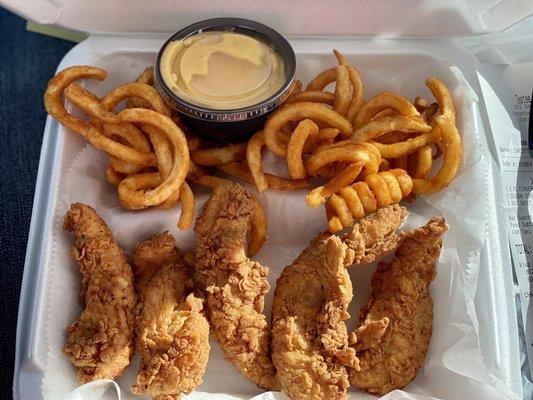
[
  {"left": 63, "top": 82, "right": 178, "bottom": 171},
  {"left": 100, "top": 120, "right": 152, "bottom": 174},
  {"left": 354, "top": 92, "right": 421, "bottom": 129},
  {"left": 369, "top": 108, "right": 397, "bottom": 121},
  {"left": 44, "top": 65, "right": 107, "bottom": 132},
  {"left": 248, "top": 196, "right": 268, "bottom": 257},
  {"left": 306, "top": 141, "right": 381, "bottom": 178},
  {"left": 218, "top": 162, "right": 309, "bottom": 191},
  {"left": 117, "top": 109, "right": 189, "bottom": 210},
  {"left": 370, "top": 128, "right": 441, "bottom": 158},
  {"left": 287, "top": 119, "right": 319, "bottom": 180},
  {"left": 333, "top": 50, "right": 365, "bottom": 122},
  {"left": 345, "top": 66, "right": 364, "bottom": 122},
  {"left": 191, "top": 142, "right": 247, "bottom": 166},
  {"left": 105, "top": 166, "right": 125, "bottom": 186},
  {"left": 426, "top": 77, "right": 455, "bottom": 124},
  {"left": 306, "top": 162, "right": 364, "bottom": 208},
  {"left": 102, "top": 82, "right": 170, "bottom": 174},
  {"left": 306, "top": 67, "right": 336, "bottom": 91},
  {"left": 246, "top": 131, "right": 269, "bottom": 193},
  {"left": 333, "top": 65, "right": 350, "bottom": 116},
  {"left": 286, "top": 90, "right": 335, "bottom": 105},
  {"left": 102, "top": 83, "right": 171, "bottom": 116},
  {"left": 44, "top": 66, "right": 158, "bottom": 168},
  {"left": 412, "top": 116, "right": 462, "bottom": 194},
  {"left": 264, "top": 102, "right": 353, "bottom": 157},
  {"left": 353, "top": 115, "right": 431, "bottom": 143},
  {"left": 408, "top": 145, "right": 433, "bottom": 179},
  {"left": 177, "top": 182, "right": 195, "bottom": 230},
  {"left": 145, "top": 124, "right": 181, "bottom": 210},
  {"left": 127, "top": 67, "right": 155, "bottom": 109},
  {"left": 194, "top": 175, "right": 231, "bottom": 188},
  {"left": 333, "top": 49, "right": 347, "bottom": 65},
  {"left": 100, "top": 121, "right": 152, "bottom": 153},
  {"left": 326, "top": 169, "right": 412, "bottom": 232},
  {"left": 101, "top": 82, "right": 170, "bottom": 174}
]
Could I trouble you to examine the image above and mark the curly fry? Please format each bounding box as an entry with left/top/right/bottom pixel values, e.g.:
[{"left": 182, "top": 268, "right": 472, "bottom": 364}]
[
  {"left": 353, "top": 115, "right": 431, "bottom": 143},
  {"left": 333, "top": 65, "right": 350, "bottom": 116},
  {"left": 264, "top": 102, "right": 353, "bottom": 157},
  {"left": 326, "top": 169, "right": 412, "bottom": 232},
  {"left": 370, "top": 128, "right": 441, "bottom": 158},
  {"left": 117, "top": 109, "right": 189, "bottom": 210},
  {"left": 191, "top": 142, "right": 247, "bottom": 166},
  {"left": 177, "top": 182, "right": 195, "bottom": 230},
  {"left": 306, "top": 141, "right": 381, "bottom": 177},
  {"left": 218, "top": 162, "right": 309, "bottom": 191},
  {"left": 286, "top": 91, "right": 335, "bottom": 105},
  {"left": 354, "top": 92, "right": 421, "bottom": 129},
  {"left": 408, "top": 145, "right": 433, "bottom": 179},
  {"left": 287, "top": 119, "right": 319, "bottom": 179},
  {"left": 306, "top": 67, "right": 336, "bottom": 91},
  {"left": 247, "top": 131, "right": 269, "bottom": 193},
  {"left": 412, "top": 116, "right": 462, "bottom": 194},
  {"left": 306, "top": 162, "right": 364, "bottom": 208}
]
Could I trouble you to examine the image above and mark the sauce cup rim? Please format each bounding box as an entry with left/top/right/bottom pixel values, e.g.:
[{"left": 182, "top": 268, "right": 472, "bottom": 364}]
[{"left": 154, "top": 17, "right": 296, "bottom": 121}]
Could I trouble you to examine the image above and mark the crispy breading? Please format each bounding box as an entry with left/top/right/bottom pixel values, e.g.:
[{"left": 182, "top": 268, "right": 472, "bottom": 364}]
[
  {"left": 271, "top": 234, "right": 358, "bottom": 400},
  {"left": 351, "top": 317, "right": 390, "bottom": 352},
  {"left": 349, "top": 217, "right": 447, "bottom": 394},
  {"left": 194, "top": 183, "right": 279, "bottom": 390},
  {"left": 133, "top": 231, "right": 180, "bottom": 292},
  {"left": 343, "top": 204, "right": 408, "bottom": 267},
  {"left": 132, "top": 232, "right": 210, "bottom": 400},
  {"left": 63, "top": 203, "right": 136, "bottom": 383}
]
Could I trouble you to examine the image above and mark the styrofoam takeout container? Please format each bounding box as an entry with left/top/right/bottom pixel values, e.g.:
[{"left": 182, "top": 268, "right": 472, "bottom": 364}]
[{"left": 4, "top": 1, "right": 533, "bottom": 399}]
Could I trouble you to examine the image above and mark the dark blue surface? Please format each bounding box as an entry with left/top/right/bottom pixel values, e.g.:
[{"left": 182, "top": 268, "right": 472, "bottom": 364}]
[{"left": 0, "top": 7, "right": 75, "bottom": 398}]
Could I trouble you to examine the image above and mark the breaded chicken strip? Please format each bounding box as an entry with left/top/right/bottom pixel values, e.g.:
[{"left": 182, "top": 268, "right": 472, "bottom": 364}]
[
  {"left": 132, "top": 232, "right": 210, "bottom": 400},
  {"left": 194, "top": 183, "right": 279, "bottom": 390},
  {"left": 344, "top": 204, "right": 408, "bottom": 267},
  {"left": 63, "top": 203, "right": 136, "bottom": 383},
  {"left": 349, "top": 217, "right": 447, "bottom": 394},
  {"left": 270, "top": 205, "right": 407, "bottom": 400},
  {"left": 271, "top": 234, "right": 358, "bottom": 400}
]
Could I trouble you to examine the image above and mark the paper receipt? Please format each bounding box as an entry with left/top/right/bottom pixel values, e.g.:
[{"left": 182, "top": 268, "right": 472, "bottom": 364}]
[{"left": 478, "top": 63, "right": 533, "bottom": 379}]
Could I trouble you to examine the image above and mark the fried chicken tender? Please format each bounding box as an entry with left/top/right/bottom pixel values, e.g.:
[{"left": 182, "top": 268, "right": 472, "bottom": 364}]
[
  {"left": 132, "top": 232, "right": 210, "bottom": 399},
  {"left": 270, "top": 205, "right": 408, "bottom": 400},
  {"left": 63, "top": 203, "right": 136, "bottom": 383},
  {"left": 194, "top": 182, "right": 279, "bottom": 390},
  {"left": 349, "top": 217, "right": 447, "bottom": 394},
  {"left": 271, "top": 234, "right": 358, "bottom": 400},
  {"left": 344, "top": 204, "right": 408, "bottom": 267}
]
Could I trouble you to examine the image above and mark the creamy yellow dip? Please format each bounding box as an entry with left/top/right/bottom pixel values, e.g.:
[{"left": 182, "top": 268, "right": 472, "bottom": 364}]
[{"left": 159, "top": 31, "right": 285, "bottom": 110}]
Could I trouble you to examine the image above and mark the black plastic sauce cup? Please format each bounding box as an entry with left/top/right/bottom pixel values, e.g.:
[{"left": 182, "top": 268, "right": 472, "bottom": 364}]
[{"left": 154, "top": 18, "right": 296, "bottom": 144}]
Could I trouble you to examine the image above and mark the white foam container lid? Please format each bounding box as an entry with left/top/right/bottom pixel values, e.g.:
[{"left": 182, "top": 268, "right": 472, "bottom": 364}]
[
  {"left": 2, "top": 0, "right": 533, "bottom": 36},
  {"left": 4, "top": 1, "right": 532, "bottom": 399}
]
